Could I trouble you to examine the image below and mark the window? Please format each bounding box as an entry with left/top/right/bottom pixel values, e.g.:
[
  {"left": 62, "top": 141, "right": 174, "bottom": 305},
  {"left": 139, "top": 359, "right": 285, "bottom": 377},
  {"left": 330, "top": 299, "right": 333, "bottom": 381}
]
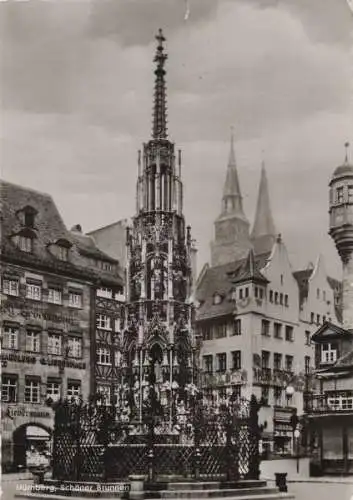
[
  {"left": 97, "top": 385, "right": 111, "bottom": 405},
  {"left": 274, "top": 353, "right": 282, "bottom": 370},
  {"left": 67, "top": 381, "right": 81, "bottom": 401},
  {"left": 348, "top": 185, "right": 353, "bottom": 203},
  {"left": 244, "top": 287, "right": 249, "bottom": 298},
  {"left": 259, "top": 288, "right": 264, "bottom": 299},
  {"left": 213, "top": 293, "right": 222, "bottom": 305},
  {"left": 231, "top": 350, "right": 241, "bottom": 370},
  {"left": 233, "top": 319, "right": 241, "bottom": 336},
  {"left": 280, "top": 274, "right": 284, "bottom": 285},
  {"left": 24, "top": 211, "right": 35, "bottom": 228},
  {"left": 26, "top": 282, "right": 41, "bottom": 301},
  {"left": 255, "top": 286, "right": 259, "bottom": 299},
  {"left": 231, "top": 385, "right": 241, "bottom": 399},
  {"left": 280, "top": 293, "right": 283, "bottom": 305},
  {"left": 274, "top": 387, "right": 283, "bottom": 406},
  {"left": 96, "top": 314, "right": 111, "bottom": 330},
  {"left": 317, "top": 314, "right": 320, "bottom": 325},
  {"left": 274, "top": 292, "right": 278, "bottom": 304},
  {"left": 305, "top": 331, "right": 311, "bottom": 346},
  {"left": 97, "top": 347, "right": 111, "bottom": 365},
  {"left": 305, "top": 356, "right": 311, "bottom": 374},
  {"left": 321, "top": 343, "right": 337, "bottom": 364},
  {"left": 327, "top": 394, "right": 353, "bottom": 410},
  {"left": 216, "top": 353, "right": 227, "bottom": 373},
  {"left": 239, "top": 289, "right": 243, "bottom": 300},
  {"left": 261, "top": 350, "right": 270, "bottom": 369},
  {"left": 274, "top": 323, "right": 282, "bottom": 339},
  {"left": 97, "top": 347, "right": 112, "bottom": 365},
  {"left": 48, "top": 288, "right": 62, "bottom": 305},
  {"left": 24, "top": 378, "right": 40, "bottom": 403},
  {"left": 48, "top": 334, "right": 62, "bottom": 355},
  {"left": 269, "top": 290, "right": 273, "bottom": 303},
  {"left": 323, "top": 290, "right": 326, "bottom": 301},
  {"left": 203, "top": 355, "right": 213, "bottom": 374},
  {"left": 284, "top": 294, "right": 289, "bottom": 307},
  {"left": 310, "top": 312, "right": 315, "bottom": 324},
  {"left": 114, "top": 350, "right": 121, "bottom": 367},
  {"left": 285, "top": 355, "right": 293, "bottom": 372},
  {"left": 1, "top": 375, "right": 17, "bottom": 402},
  {"left": 214, "top": 323, "right": 227, "bottom": 339},
  {"left": 96, "top": 287, "right": 113, "bottom": 299},
  {"left": 26, "top": 331, "right": 41, "bottom": 353},
  {"left": 202, "top": 325, "right": 212, "bottom": 341},
  {"left": 323, "top": 315, "right": 326, "bottom": 323},
  {"left": 46, "top": 380, "right": 61, "bottom": 401},
  {"left": 261, "top": 319, "right": 270, "bottom": 336},
  {"left": 336, "top": 187, "right": 344, "bottom": 203},
  {"left": 69, "top": 291, "right": 82, "bottom": 308},
  {"left": 57, "top": 246, "right": 68, "bottom": 261},
  {"left": 285, "top": 325, "right": 294, "bottom": 342},
  {"left": 261, "top": 386, "right": 269, "bottom": 405},
  {"left": 19, "top": 235, "right": 33, "bottom": 253},
  {"left": 3, "top": 325, "right": 19, "bottom": 349},
  {"left": 2, "top": 278, "right": 19, "bottom": 296},
  {"left": 68, "top": 337, "right": 82, "bottom": 358}
]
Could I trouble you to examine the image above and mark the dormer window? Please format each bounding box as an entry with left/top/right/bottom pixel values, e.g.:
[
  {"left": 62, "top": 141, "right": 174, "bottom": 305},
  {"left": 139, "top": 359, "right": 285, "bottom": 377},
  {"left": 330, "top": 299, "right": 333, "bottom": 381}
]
[
  {"left": 321, "top": 342, "right": 337, "bottom": 364},
  {"left": 213, "top": 293, "right": 223, "bottom": 305},
  {"left": 17, "top": 205, "right": 37, "bottom": 229},
  {"left": 19, "top": 235, "right": 33, "bottom": 252}
]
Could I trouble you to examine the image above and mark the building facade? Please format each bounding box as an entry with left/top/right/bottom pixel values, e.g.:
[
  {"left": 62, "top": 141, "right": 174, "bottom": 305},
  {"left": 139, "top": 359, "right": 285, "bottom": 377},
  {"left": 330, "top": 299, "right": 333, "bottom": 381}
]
[
  {"left": 307, "top": 145, "right": 353, "bottom": 475},
  {"left": 0, "top": 182, "right": 123, "bottom": 471},
  {"left": 195, "top": 141, "right": 341, "bottom": 455}
]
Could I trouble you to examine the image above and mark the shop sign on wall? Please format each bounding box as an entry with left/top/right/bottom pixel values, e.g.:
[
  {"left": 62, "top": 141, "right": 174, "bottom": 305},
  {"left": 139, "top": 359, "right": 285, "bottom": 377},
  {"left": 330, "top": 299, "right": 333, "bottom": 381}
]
[
  {"left": 2, "top": 405, "right": 52, "bottom": 420},
  {"left": 0, "top": 352, "right": 86, "bottom": 370},
  {"left": 0, "top": 301, "right": 80, "bottom": 326}
]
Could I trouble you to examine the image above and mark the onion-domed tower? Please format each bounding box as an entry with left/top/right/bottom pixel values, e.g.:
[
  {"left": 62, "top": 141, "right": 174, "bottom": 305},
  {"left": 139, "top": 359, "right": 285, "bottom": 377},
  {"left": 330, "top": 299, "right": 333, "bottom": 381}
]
[
  {"left": 329, "top": 142, "right": 353, "bottom": 330},
  {"left": 122, "top": 30, "right": 196, "bottom": 424}
]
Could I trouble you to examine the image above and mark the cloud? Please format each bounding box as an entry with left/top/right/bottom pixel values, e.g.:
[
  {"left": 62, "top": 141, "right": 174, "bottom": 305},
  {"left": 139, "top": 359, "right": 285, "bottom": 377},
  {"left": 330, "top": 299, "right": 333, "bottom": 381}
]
[{"left": 1, "top": 0, "right": 351, "bottom": 279}]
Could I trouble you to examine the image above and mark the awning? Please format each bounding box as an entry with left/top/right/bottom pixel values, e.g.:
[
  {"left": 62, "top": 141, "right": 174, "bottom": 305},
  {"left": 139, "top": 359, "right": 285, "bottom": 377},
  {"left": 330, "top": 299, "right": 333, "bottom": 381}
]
[{"left": 26, "top": 426, "right": 50, "bottom": 440}]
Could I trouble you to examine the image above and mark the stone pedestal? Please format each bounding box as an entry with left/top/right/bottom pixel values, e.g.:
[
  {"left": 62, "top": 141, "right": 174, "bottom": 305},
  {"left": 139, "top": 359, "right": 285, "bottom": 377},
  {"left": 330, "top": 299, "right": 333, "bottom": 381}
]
[{"left": 128, "top": 474, "right": 145, "bottom": 500}]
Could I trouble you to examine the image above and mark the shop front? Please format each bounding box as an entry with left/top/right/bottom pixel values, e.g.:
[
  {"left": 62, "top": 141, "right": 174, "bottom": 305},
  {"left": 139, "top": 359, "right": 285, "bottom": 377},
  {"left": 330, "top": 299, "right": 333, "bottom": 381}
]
[{"left": 1, "top": 404, "right": 54, "bottom": 471}]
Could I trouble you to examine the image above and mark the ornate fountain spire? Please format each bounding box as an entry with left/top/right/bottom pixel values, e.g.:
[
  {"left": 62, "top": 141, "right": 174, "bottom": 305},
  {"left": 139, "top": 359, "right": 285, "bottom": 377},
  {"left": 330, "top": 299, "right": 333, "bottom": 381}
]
[{"left": 152, "top": 29, "right": 168, "bottom": 140}]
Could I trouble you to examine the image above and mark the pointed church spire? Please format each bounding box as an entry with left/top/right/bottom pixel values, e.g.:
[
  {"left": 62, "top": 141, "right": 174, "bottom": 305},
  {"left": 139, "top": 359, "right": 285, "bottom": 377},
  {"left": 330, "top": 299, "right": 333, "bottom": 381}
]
[
  {"left": 251, "top": 160, "right": 277, "bottom": 255},
  {"left": 221, "top": 129, "right": 245, "bottom": 217},
  {"left": 152, "top": 29, "right": 168, "bottom": 140}
]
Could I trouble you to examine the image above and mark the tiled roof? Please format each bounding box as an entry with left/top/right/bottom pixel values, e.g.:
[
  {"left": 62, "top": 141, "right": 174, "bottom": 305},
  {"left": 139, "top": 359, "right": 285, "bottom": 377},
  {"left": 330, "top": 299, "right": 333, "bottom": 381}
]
[
  {"left": 0, "top": 180, "right": 122, "bottom": 286},
  {"left": 232, "top": 249, "right": 269, "bottom": 285},
  {"left": 195, "top": 252, "right": 270, "bottom": 320},
  {"left": 335, "top": 348, "right": 353, "bottom": 367}
]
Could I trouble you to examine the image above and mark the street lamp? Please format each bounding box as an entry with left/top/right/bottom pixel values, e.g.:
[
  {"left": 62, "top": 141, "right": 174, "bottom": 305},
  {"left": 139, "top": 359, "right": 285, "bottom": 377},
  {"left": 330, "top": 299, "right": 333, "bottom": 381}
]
[{"left": 294, "top": 428, "right": 301, "bottom": 473}]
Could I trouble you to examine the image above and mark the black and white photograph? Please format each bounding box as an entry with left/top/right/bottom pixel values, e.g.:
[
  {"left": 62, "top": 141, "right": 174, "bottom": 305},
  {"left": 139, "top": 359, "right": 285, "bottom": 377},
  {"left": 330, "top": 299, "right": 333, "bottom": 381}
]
[{"left": 1, "top": 1, "right": 353, "bottom": 499}]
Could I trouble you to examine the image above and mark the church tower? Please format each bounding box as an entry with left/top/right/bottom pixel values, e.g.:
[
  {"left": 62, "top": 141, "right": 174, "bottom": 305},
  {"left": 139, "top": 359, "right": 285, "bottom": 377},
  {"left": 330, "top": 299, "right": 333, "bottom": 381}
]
[
  {"left": 123, "top": 30, "right": 196, "bottom": 408},
  {"left": 329, "top": 142, "right": 353, "bottom": 331},
  {"left": 210, "top": 130, "right": 251, "bottom": 266},
  {"left": 251, "top": 161, "right": 277, "bottom": 255}
]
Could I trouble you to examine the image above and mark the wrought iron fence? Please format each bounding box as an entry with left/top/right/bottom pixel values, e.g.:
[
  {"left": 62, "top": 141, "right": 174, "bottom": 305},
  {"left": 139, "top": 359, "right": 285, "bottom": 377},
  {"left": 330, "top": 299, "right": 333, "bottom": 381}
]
[{"left": 52, "top": 395, "right": 261, "bottom": 482}]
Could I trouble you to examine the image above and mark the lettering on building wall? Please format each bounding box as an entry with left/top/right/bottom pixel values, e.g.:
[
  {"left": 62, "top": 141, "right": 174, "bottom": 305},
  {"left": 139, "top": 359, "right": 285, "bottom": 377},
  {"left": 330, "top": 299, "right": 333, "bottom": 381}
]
[
  {"left": 0, "top": 352, "right": 86, "bottom": 370},
  {"left": 2, "top": 406, "right": 52, "bottom": 420},
  {"left": 0, "top": 301, "right": 80, "bottom": 326}
]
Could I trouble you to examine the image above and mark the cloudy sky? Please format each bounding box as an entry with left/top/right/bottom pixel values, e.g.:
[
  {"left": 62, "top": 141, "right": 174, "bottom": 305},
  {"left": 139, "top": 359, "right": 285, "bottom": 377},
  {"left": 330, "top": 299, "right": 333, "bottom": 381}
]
[{"left": 1, "top": 0, "right": 352, "bottom": 277}]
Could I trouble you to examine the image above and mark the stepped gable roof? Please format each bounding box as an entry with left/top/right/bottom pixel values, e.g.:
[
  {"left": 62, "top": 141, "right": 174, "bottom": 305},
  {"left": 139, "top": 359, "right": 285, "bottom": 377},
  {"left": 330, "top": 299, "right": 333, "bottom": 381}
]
[
  {"left": 195, "top": 252, "right": 270, "bottom": 320},
  {"left": 293, "top": 268, "right": 342, "bottom": 306}
]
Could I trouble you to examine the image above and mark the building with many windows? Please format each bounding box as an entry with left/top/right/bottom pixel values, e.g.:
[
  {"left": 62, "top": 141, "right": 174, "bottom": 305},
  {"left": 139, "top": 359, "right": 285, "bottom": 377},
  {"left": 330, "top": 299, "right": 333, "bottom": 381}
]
[
  {"left": 0, "top": 181, "right": 123, "bottom": 471},
  {"left": 195, "top": 138, "right": 342, "bottom": 455},
  {"left": 306, "top": 145, "right": 353, "bottom": 475}
]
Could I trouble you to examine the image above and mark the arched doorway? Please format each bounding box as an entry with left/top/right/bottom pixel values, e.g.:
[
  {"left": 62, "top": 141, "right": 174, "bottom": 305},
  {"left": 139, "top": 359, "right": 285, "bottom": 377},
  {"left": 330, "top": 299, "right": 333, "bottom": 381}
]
[{"left": 13, "top": 423, "right": 52, "bottom": 469}]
